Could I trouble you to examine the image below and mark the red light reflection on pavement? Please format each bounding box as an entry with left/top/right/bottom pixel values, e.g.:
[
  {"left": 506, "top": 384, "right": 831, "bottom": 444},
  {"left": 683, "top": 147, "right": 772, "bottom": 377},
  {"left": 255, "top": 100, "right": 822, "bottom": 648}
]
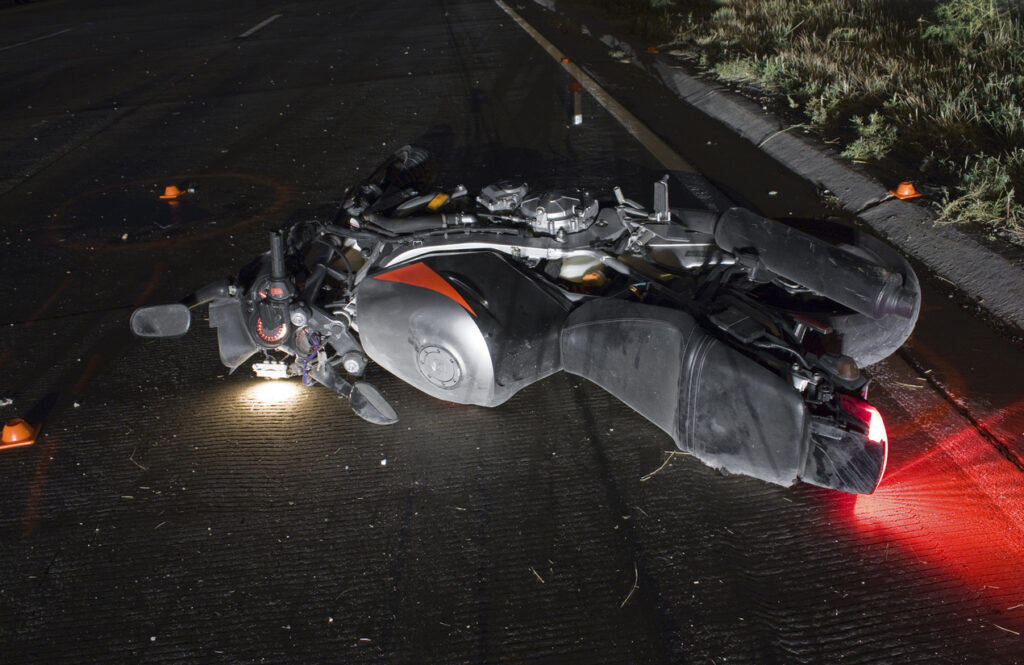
[{"left": 848, "top": 402, "right": 1024, "bottom": 630}]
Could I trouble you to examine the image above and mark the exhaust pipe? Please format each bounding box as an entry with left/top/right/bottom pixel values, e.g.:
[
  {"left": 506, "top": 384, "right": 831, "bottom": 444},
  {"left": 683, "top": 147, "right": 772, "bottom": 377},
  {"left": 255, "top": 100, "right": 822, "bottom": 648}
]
[{"left": 677, "top": 207, "right": 917, "bottom": 320}]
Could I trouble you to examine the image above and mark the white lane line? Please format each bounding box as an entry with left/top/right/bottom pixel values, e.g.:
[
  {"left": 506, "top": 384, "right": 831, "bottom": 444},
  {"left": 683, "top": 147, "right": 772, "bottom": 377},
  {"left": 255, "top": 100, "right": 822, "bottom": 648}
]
[
  {"left": 493, "top": 0, "right": 692, "bottom": 173},
  {"left": 0, "top": 27, "right": 73, "bottom": 53},
  {"left": 238, "top": 13, "right": 282, "bottom": 39}
]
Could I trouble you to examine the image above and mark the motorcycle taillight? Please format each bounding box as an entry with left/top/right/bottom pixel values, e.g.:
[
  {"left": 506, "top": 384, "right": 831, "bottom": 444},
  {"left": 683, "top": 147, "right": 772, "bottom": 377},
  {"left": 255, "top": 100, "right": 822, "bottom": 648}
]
[{"left": 840, "top": 393, "right": 889, "bottom": 485}]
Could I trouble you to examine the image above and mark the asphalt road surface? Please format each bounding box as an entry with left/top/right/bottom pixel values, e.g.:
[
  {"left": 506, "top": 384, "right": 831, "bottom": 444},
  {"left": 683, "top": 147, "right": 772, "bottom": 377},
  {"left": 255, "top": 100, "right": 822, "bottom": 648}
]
[{"left": 1, "top": 1, "right": 1023, "bottom": 663}]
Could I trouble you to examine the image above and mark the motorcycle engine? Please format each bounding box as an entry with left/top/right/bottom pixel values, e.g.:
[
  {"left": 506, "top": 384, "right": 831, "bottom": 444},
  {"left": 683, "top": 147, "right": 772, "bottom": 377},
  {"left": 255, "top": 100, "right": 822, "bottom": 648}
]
[
  {"left": 477, "top": 181, "right": 599, "bottom": 239},
  {"left": 519, "top": 191, "right": 599, "bottom": 238}
]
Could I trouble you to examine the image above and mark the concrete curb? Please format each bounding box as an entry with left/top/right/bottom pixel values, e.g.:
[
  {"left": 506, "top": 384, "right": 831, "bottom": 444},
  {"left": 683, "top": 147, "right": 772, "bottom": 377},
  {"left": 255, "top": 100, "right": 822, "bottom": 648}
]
[{"left": 647, "top": 58, "right": 1024, "bottom": 332}]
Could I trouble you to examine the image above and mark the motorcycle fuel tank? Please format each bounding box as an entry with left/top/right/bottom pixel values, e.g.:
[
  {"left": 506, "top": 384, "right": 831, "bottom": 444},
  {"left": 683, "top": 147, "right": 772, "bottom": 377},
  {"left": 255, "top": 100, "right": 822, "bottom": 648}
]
[{"left": 356, "top": 252, "right": 570, "bottom": 407}]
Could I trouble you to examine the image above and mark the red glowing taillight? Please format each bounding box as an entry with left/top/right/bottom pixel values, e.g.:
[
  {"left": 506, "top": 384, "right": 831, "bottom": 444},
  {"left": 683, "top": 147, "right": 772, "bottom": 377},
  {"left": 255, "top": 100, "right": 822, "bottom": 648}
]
[{"left": 840, "top": 393, "right": 889, "bottom": 488}]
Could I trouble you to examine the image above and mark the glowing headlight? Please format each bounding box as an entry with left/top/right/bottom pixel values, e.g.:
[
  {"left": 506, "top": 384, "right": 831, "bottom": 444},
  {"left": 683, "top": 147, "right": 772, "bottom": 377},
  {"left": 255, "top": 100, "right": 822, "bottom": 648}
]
[{"left": 244, "top": 380, "right": 302, "bottom": 405}]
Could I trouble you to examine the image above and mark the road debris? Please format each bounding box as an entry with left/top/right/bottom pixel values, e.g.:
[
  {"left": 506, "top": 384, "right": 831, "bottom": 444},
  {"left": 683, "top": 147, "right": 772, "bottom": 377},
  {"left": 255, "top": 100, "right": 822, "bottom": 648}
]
[
  {"left": 640, "top": 451, "right": 690, "bottom": 482},
  {"left": 128, "top": 448, "right": 148, "bottom": 470},
  {"left": 620, "top": 563, "right": 639, "bottom": 608}
]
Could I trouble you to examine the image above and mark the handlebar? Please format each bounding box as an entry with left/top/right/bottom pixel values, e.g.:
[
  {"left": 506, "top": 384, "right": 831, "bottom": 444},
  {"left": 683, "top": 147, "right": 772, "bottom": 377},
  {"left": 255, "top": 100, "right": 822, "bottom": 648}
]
[{"left": 269, "top": 231, "right": 287, "bottom": 281}]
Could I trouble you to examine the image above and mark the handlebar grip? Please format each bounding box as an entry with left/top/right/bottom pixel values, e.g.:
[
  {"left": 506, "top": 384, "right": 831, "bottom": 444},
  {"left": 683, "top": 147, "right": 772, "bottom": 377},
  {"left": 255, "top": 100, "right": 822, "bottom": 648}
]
[{"left": 269, "top": 231, "right": 286, "bottom": 280}]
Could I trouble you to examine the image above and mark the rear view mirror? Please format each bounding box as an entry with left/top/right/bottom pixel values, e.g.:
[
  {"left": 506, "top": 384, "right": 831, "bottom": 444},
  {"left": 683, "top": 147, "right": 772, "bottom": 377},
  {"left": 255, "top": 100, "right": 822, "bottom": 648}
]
[{"left": 130, "top": 304, "right": 191, "bottom": 338}]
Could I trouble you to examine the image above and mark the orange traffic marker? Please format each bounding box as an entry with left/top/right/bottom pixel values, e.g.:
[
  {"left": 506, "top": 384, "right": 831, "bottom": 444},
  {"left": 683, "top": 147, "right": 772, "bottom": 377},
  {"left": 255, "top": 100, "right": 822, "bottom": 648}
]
[
  {"left": 1, "top": 418, "right": 39, "bottom": 450},
  {"left": 890, "top": 181, "right": 922, "bottom": 200},
  {"left": 560, "top": 57, "right": 569, "bottom": 64},
  {"left": 159, "top": 185, "right": 181, "bottom": 200}
]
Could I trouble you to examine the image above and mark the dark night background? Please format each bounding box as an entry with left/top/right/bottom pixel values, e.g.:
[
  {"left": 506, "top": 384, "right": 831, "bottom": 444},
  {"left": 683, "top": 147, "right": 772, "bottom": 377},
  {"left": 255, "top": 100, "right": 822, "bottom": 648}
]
[{"left": 1, "top": 1, "right": 1023, "bottom": 663}]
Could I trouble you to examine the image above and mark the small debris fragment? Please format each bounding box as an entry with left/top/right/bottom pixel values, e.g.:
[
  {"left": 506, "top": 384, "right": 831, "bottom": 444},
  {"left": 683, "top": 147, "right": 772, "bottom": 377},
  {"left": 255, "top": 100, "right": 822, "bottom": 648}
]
[
  {"left": 129, "top": 448, "right": 148, "bottom": 470},
  {"left": 530, "top": 567, "right": 545, "bottom": 584},
  {"left": 640, "top": 451, "right": 690, "bottom": 482},
  {"left": 0, "top": 398, "right": 12, "bottom": 407},
  {"left": 620, "top": 564, "right": 639, "bottom": 608}
]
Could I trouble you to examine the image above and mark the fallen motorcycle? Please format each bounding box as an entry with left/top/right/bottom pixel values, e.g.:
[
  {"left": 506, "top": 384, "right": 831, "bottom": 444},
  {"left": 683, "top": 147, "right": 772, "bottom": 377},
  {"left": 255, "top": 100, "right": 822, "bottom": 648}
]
[{"left": 132, "top": 147, "right": 920, "bottom": 494}]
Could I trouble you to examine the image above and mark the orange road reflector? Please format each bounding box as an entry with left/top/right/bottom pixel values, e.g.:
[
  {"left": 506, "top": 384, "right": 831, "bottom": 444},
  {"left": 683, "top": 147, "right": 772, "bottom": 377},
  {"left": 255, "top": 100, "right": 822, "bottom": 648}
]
[
  {"left": 890, "top": 181, "right": 922, "bottom": 200},
  {"left": 2, "top": 418, "right": 39, "bottom": 450},
  {"left": 560, "top": 57, "right": 569, "bottom": 64},
  {"left": 159, "top": 185, "right": 181, "bottom": 200}
]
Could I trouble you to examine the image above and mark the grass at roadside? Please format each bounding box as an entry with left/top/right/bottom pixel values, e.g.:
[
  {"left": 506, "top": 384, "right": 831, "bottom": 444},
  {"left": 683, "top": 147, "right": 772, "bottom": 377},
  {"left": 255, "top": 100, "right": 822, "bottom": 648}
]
[{"left": 605, "top": 0, "right": 1024, "bottom": 245}]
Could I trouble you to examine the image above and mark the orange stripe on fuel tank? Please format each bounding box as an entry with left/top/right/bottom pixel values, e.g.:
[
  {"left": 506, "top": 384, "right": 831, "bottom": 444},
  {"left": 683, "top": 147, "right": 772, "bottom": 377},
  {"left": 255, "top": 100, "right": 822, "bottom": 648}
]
[{"left": 373, "top": 262, "right": 477, "bottom": 316}]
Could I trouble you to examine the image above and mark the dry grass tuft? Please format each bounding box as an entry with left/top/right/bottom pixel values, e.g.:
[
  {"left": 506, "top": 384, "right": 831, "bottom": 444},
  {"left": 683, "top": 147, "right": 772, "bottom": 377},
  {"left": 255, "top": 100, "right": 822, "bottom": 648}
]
[{"left": 658, "top": 0, "right": 1024, "bottom": 242}]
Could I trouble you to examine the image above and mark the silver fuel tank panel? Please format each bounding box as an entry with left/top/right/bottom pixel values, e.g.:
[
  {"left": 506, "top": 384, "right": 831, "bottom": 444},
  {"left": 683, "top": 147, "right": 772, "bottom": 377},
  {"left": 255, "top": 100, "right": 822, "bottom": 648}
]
[{"left": 356, "top": 252, "right": 570, "bottom": 407}]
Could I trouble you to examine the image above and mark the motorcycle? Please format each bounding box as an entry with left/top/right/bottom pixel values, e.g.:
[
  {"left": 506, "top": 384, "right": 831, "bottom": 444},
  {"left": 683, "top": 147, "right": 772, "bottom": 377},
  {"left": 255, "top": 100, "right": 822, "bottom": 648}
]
[{"left": 131, "top": 146, "right": 920, "bottom": 494}]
